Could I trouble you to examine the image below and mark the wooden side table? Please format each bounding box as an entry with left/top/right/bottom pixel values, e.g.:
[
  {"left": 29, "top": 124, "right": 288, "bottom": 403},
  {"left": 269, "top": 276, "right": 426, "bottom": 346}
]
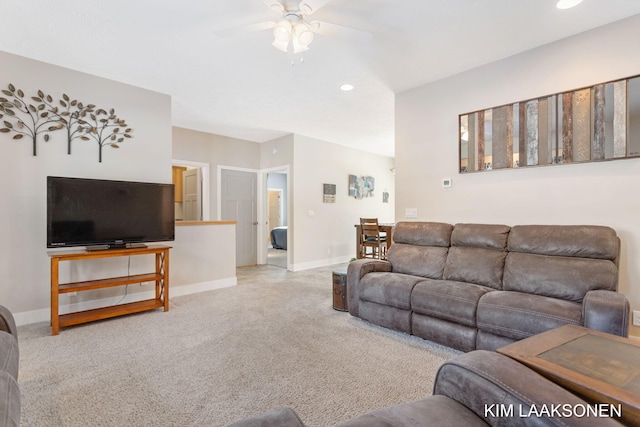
[
  {"left": 332, "top": 270, "right": 348, "bottom": 311},
  {"left": 497, "top": 324, "right": 640, "bottom": 426}
]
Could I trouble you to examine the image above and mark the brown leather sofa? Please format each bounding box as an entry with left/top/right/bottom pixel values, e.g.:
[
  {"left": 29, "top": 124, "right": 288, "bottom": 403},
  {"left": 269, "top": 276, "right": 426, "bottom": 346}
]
[
  {"left": 229, "top": 350, "right": 624, "bottom": 426},
  {"left": 347, "top": 222, "right": 629, "bottom": 352},
  {"left": 0, "top": 305, "right": 20, "bottom": 427}
]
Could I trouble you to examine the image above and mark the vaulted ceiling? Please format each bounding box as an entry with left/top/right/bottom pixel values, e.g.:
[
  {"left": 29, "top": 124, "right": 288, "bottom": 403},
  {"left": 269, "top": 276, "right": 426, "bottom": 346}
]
[{"left": 2, "top": 0, "right": 640, "bottom": 157}]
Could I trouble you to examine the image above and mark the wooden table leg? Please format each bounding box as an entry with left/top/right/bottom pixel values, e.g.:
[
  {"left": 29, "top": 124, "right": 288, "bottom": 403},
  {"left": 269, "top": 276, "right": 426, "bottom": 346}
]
[
  {"left": 51, "top": 257, "right": 59, "bottom": 335},
  {"left": 163, "top": 250, "right": 169, "bottom": 312}
]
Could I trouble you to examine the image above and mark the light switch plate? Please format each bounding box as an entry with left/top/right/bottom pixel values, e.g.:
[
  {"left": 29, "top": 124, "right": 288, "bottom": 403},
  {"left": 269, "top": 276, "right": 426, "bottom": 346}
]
[
  {"left": 633, "top": 310, "right": 640, "bottom": 326},
  {"left": 405, "top": 208, "right": 418, "bottom": 218}
]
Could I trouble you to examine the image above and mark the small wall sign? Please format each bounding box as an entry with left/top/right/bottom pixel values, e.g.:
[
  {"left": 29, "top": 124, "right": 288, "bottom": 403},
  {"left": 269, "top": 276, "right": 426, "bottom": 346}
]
[{"left": 323, "top": 183, "right": 336, "bottom": 203}]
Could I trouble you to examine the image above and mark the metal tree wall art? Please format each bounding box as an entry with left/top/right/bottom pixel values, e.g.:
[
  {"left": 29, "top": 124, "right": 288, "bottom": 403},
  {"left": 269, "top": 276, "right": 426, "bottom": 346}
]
[
  {"left": 0, "top": 84, "right": 63, "bottom": 156},
  {"left": 41, "top": 93, "right": 95, "bottom": 155},
  {"left": 79, "top": 108, "right": 132, "bottom": 163},
  {"left": 0, "top": 82, "right": 133, "bottom": 162}
]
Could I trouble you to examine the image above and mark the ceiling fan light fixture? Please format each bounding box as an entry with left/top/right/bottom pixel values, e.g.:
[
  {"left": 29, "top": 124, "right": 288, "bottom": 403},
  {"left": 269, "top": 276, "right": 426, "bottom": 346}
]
[
  {"left": 272, "top": 39, "right": 289, "bottom": 52},
  {"left": 291, "top": 36, "right": 309, "bottom": 54},
  {"left": 295, "top": 22, "right": 314, "bottom": 47},
  {"left": 273, "top": 20, "right": 292, "bottom": 43}
]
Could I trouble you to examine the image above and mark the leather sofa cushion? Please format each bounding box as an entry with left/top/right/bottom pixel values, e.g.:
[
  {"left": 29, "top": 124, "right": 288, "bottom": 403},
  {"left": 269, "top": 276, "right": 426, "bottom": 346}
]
[
  {"left": 413, "top": 314, "right": 478, "bottom": 353},
  {"left": 228, "top": 407, "right": 305, "bottom": 427},
  {"left": 412, "top": 279, "right": 494, "bottom": 327},
  {"left": 388, "top": 244, "right": 448, "bottom": 279},
  {"left": 451, "top": 224, "right": 510, "bottom": 250},
  {"left": 443, "top": 247, "right": 506, "bottom": 290},
  {"left": 392, "top": 221, "right": 453, "bottom": 247},
  {"left": 359, "top": 300, "right": 412, "bottom": 334},
  {"left": 360, "top": 272, "right": 424, "bottom": 309},
  {"left": 336, "top": 395, "right": 487, "bottom": 427},
  {"left": 477, "top": 291, "right": 582, "bottom": 340},
  {"left": 503, "top": 252, "right": 618, "bottom": 302},
  {"left": 508, "top": 225, "right": 619, "bottom": 261}
]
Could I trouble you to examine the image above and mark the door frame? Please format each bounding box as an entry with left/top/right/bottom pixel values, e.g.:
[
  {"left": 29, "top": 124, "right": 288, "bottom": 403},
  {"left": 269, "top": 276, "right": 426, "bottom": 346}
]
[{"left": 172, "top": 159, "right": 210, "bottom": 221}]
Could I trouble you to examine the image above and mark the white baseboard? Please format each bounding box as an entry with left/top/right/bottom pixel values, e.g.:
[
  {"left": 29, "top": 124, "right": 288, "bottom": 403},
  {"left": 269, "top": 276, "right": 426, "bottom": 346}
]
[
  {"left": 290, "top": 256, "right": 352, "bottom": 272},
  {"left": 13, "top": 277, "right": 237, "bottom": 327}
]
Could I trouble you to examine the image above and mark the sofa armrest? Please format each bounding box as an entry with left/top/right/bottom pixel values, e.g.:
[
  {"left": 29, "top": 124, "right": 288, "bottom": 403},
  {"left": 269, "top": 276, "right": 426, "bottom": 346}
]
[
  {"left": 583, "top": 290, "right": 629, "bottom": 337},
  {"left": 0, "top": 305, "right": 17, "bottom": 339},
  {"left": 0, "top": 370, "right": 20, "bottom": 427},
  {"left": 346, "top": 259, "right": 392, "bottom": 317},
  {"left": 228, "top": 407, "right": 305, "bottom": 427},
  {"left": 0, "top": 332, "right": 19, "bottom": 380},
  {"left": 433, "top": 350, "right": 623, "bottom": 426}
]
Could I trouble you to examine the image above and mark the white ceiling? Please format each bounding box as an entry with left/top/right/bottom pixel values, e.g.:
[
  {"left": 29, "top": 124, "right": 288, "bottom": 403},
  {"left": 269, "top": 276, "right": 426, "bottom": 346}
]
[{"left": 1, "top": 0, "right": 640, "bottom": 158}]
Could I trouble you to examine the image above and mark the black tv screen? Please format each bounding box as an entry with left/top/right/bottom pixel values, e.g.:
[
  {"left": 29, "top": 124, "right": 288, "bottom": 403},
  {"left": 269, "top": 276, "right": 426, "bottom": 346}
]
[{"left": 47, "top": 176, "right": 175, "bottom": 249}]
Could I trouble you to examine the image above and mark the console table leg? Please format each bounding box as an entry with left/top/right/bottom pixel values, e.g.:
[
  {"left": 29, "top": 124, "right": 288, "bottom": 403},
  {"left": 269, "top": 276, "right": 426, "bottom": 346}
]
[
  {"left": 51, "top": 258, "right": 59, "bottom": 335},
  {"left": 163, "top": 250, "right": 169, "bottom": 312}
]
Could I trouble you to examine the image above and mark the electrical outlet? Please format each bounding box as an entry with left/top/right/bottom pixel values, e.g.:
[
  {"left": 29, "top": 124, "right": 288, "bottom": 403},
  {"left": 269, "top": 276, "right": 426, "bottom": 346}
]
[{"left": 633, "top": 310, "right": 640, "bottom": 326}]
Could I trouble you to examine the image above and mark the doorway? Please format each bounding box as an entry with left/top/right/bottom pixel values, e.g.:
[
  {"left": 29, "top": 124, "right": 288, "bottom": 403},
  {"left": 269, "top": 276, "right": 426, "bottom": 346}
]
[
  {"left": 172, "top": 159, "right": 210, "bottom": 221},
  {"left": 266, "top": 171, "right": 288, "bottom": 269}
]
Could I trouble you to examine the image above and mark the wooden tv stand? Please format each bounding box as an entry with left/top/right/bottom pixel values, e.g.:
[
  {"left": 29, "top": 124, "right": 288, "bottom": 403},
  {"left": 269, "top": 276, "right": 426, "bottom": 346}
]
[{"left": 49, "top": 245, "right": 171, "bottom": 335}]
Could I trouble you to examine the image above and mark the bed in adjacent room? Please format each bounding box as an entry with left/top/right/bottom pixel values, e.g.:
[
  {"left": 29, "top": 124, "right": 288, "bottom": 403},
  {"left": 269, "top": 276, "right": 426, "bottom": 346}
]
[{"left": 270, "top": 226, "right": 287, "bottom": 249}]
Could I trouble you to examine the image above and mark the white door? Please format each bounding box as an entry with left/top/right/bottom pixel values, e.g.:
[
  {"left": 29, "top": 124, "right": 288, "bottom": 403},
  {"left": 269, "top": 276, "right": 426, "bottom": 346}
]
[
  {"left": 183, "top": 168, "right": 202, "bottom": 221},
  {"left": 221, "top": 169, "right": 257, "bottom": 267}
]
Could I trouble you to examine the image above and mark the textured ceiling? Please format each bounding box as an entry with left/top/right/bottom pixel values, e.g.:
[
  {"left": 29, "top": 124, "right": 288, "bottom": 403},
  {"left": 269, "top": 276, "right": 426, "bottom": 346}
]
[{"left": 1, "top": 0, "right": 640, "bottom": 157}]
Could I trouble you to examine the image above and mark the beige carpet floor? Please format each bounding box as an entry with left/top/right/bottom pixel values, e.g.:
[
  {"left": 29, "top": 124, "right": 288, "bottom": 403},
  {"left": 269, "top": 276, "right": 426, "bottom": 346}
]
[
  {"left": 266, "top": 247, "right": 287, "bottom": 269},
  {"left": 17, "top": 264, "right": 460, "bottom": 427}
]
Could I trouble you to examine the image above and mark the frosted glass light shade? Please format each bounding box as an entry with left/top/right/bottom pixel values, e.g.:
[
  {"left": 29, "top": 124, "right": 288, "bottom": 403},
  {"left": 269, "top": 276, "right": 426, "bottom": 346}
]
[
  {"left": 556, "top": 0, "right": 583, "bottom": 9},
  {"left": 295, "top": 23, "right": 314, "bottom": 47},
  {"left": 273, "top": 21, "right": 292, "bottom": 43}
]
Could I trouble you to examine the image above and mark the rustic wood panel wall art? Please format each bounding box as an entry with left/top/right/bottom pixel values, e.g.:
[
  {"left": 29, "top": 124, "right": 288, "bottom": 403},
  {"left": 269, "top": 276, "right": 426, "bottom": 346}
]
[
  {"left": 0, "top": 83, "right": 133, "bottom": 162},
  {"left": 459, "top": 74, "right": 640, "bottom": 173}
]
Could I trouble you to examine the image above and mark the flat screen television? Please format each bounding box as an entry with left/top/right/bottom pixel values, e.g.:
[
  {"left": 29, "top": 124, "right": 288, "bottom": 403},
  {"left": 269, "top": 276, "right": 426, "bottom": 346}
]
[{"left": 47, "top": 176, "right": 175, "bottom": 250}]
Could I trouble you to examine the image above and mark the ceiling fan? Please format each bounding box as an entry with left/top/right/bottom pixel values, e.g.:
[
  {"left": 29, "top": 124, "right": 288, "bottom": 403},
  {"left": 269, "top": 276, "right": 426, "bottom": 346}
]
[{"left": 217, "top": 0, "right": 372, "bottom": 56}]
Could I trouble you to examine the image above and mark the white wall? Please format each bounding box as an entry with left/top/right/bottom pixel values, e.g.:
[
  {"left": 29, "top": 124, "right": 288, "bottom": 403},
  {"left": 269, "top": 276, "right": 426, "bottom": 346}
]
[
  {"left": 172, "top": 224, "right": 236, "bottom": 293},
  {"left": 395, "top": 15, "right": 640, "bottom": 337},
  {"left": 0, "top": 51, "right": 172, "bottom": 324},
  {"left": 291, "top": 134, "right": 395, "bottom": 270},
  {"left": 172, "top": 127, "right": 261, "bottom": 217}
]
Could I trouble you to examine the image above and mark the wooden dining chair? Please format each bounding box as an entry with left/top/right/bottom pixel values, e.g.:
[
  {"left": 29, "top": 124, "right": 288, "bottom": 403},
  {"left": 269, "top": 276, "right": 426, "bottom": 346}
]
[{"left": 359, "top": 218, "right": 387, "bottom": 259}]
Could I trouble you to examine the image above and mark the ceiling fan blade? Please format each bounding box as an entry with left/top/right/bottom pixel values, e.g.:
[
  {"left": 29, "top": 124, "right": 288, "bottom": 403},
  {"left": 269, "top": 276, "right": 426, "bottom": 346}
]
[
  {"left": 214, "top": 21, "right": 277, "bottom": 38},
  {"left": 300, "top": 0, "right": 333, "bottom": 14},
  {"left": 310, "top": 21, "right": 372, "bottom": 44},
  {"left": 262, "top": 0, "right": 284, "bottom": 14}
]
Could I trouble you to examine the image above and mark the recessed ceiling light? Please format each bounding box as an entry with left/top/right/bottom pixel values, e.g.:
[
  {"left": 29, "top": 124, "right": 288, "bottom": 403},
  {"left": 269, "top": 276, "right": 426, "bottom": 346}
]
[
  {"left": 340, "top": 84, "right": 354, "bottom": 92},
  {"left": 556, "top": 0, "right": 583, "bottom": 9}
]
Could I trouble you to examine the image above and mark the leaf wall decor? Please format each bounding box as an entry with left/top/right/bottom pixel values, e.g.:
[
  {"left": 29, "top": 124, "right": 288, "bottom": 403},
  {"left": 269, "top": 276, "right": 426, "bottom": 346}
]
[
  {"left": 0, "top": 82, "right": 134, "bottom": 162},
  {"left": 78, "top": 107, "right": 133, "bottom": 163},
  {"left": 0, "top": 84, "right": 64, "bottom": 155}
]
